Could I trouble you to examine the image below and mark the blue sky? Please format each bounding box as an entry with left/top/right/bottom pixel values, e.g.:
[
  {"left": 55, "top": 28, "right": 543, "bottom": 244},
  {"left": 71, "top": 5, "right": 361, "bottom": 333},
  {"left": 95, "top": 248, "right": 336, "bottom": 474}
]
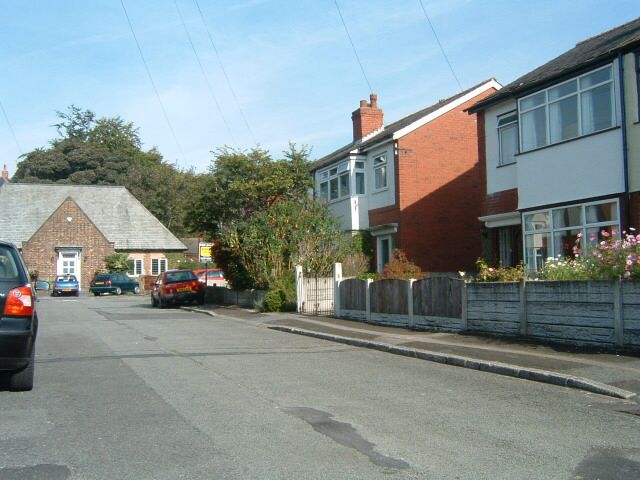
[{"left": 0, "top": 1, "right": 638, "bottom": 174}]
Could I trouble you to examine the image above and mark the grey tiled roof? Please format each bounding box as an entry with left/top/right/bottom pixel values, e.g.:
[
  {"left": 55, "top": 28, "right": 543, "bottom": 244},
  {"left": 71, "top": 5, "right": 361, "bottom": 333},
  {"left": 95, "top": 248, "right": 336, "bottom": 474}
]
[
  {"left": 311, "top": 79, "right": 496, "bottom": 171},
  {"left": 469, "top": 16, "right": 640, "bottom": 112},
  {"left": 0, "top": 183, "right": 186, "bottom": 251}
]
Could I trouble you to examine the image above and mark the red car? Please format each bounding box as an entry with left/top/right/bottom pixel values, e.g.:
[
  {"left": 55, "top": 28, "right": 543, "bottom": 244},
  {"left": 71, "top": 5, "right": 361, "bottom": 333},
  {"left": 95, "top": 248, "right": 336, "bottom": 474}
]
[
  {"left": 193, "top": 268, "right": 226, "bottom": 287},
  {"left": 151, "top": 270, "right": 205, "bottom": 308}
]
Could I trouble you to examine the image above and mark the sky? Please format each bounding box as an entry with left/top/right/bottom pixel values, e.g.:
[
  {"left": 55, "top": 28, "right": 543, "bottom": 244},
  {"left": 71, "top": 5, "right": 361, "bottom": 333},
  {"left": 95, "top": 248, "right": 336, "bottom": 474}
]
[{"left": 0, "top": 1, "right": 639, "bottom": 175}]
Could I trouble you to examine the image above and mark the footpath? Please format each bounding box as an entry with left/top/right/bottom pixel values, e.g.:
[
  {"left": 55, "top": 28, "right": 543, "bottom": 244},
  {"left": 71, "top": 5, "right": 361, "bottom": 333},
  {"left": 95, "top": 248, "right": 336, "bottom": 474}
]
[{"left": 186, "top": 305, "right": 640, "bottom": 402}]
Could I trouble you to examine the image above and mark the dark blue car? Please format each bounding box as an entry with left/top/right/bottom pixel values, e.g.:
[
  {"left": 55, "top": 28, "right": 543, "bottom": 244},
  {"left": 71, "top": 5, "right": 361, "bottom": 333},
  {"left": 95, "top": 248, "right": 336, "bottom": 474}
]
[{"left": 52, "top": 275, "right": 80, "bottom": 297}]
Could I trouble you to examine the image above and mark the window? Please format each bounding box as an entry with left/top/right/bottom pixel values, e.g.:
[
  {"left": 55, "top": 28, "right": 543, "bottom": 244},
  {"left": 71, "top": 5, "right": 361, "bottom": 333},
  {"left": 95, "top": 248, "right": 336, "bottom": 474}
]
[
  {"left": 497, "top": 112, "right": 518, "bottom": 165},
  {"left": 373, "top": 155, "right": 387, "bottom": 190},
  {"left": 523, "top": 199, "right": 619, "bottom": 272},
  {"left": 151, "top": 258, "right": 168, "bottom": 275},
  {"left": 129, "top": 259, "right": 143, "bottom": 276},
  {"left": 318, "top": 162, "right": 351, "bottom": 202},
  {"left": 355, "top": 161, "right": 365, "bottom": 195},
  {"left": 519, "top": 65, "right": 615, "bottom": 152}
]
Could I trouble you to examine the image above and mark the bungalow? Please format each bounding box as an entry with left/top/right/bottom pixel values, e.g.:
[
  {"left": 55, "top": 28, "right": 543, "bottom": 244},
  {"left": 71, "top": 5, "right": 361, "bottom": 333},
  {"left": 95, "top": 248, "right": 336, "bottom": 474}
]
[
  {"left": 310, "top": 79, "right": 500, "bottom": 273},
  {"left": 469, "top": 17, "right": 640, "bottom": 272},
  {"left": 0, "top": 183, "right": 186, "bottom": 289}
]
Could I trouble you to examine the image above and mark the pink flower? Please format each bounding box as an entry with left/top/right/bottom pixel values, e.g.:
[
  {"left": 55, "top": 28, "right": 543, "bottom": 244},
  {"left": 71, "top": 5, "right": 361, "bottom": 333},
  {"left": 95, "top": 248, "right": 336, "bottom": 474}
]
[
  {"left": 576, "top": 233, "right": 583, "bottom": 238},
  {"left": 602, "top": 230, "right": 610, "bottom": 238}
]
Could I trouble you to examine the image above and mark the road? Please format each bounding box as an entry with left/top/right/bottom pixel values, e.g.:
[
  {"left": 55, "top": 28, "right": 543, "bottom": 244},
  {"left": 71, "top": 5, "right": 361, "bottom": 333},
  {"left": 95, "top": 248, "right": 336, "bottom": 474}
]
[{"left": 1, "top": 295, "right": 639, "bottom": 479}]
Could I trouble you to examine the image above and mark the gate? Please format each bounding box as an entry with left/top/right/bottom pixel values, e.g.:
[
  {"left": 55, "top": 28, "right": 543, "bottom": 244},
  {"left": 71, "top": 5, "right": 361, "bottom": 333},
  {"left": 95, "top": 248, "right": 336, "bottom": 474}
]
[{"left": 296, "top": 267, "right": 334, "bottom": 315}]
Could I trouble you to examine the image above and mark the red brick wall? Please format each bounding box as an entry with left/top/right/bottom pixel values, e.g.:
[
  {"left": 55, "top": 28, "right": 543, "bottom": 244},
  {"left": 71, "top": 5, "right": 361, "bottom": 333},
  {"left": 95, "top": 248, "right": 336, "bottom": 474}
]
[
  {"left": 21, "top": 198, "right": 115, "bottom": 289},
  {"left": 482, "top": 188, "right": 519, "bottom": 217},
  {"left": 380, "top": 88, "right": 497, "bottom": 272}
]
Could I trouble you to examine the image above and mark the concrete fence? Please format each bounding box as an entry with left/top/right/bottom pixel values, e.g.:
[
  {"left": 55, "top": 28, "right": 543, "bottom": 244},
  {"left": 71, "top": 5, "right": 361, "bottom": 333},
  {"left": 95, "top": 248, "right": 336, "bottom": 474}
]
[
  {"left": 308, "top": 264, "right": 640, "bottom": 350},
  {"left": 204, "top": 286, "right": 266, "bottom": 308}
]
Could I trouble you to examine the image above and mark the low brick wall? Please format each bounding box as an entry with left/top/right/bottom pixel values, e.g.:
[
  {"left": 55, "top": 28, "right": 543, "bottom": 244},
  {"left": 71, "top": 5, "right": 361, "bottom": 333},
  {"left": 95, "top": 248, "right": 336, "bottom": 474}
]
[{"left": 204, "top": 286, "right": 266, "bottom": 309}]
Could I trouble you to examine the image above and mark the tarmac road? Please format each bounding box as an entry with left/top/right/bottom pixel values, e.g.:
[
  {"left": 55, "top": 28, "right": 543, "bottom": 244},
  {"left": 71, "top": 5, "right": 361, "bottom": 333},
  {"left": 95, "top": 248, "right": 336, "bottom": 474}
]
[{"left": 1, "top": 295, "right": 639, "bottom": 479}]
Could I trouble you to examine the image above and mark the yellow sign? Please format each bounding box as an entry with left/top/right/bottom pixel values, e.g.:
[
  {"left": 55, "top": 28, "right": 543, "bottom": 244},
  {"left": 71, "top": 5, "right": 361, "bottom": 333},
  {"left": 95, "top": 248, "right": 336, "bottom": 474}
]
[{"left": 199, "top": 244, "right": 212, "bottom": 259}]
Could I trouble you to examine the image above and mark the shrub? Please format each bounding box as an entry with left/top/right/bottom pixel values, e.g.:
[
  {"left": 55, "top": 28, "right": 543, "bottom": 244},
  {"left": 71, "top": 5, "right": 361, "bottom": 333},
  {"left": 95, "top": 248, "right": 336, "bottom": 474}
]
[
  {"left": 104, "top": 253, "right": 133, "bottom": 273},
  {"left": 262, "top": 289, "right": 287, "bottom": 312},
  {"left": 342, "top": 252, "right": 371, "bottom": 277},
  {"left": 381, "top": 250, "right": 426, "bottom": 280},
  {"left": 475, "top": 258, "right": 524, "bottom": 282},
  {"left": 539, "top": 257, "right": 592, "bottom": 281}
]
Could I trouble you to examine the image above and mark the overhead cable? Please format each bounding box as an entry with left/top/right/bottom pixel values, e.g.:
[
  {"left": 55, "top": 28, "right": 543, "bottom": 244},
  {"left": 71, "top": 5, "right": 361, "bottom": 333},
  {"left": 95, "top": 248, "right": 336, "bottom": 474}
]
[
  {"left": 120, "top": 0, "right": 187, "bottom": 164},
  {"left": 333, "top": 0, "right": 373, "bottom": 94},
  {"left": 174, "top": 0, "right": 237, "bottom": 145},
  {"left": 0, "top": 100, "right": 23, "bottom": 156},
  {"left": 193, "top": 0, "right": 257, "bottom": 145},
  {"left": 417, "top": 0, "right": 463, "bottom": 91}
]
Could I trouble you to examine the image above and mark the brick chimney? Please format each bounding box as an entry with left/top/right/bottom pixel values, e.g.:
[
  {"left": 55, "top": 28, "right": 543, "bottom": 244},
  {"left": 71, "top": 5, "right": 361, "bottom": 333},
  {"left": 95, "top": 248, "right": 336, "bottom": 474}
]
[
  {"left": 1, "top": 165, "right": 8, "bottom": 184},
  {"left": 351, "top": 93, "right": 383, "bottom": 142}
]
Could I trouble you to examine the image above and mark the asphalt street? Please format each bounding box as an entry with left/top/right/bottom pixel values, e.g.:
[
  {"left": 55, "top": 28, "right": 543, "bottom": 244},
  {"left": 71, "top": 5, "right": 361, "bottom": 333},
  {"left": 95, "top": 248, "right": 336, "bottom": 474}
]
[{"left": 1, "top": 294, "right": 639, "bottom": 479}]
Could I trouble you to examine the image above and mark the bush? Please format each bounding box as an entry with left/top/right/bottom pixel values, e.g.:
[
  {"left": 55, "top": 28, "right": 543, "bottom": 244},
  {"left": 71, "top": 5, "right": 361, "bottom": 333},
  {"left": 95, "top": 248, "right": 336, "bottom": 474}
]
[
  {"left": 381, "top": 250, "right": 426, "bottom": 280},
  {"left": 342, "top": 252, "right": 371, "bottom": 277},
  {"left": 262, "top": 289, "right": 287, "bottom": 312},
  {"left": 475, "top": 258, "right": 524, "bottom": 282},
  {"left": 539, "top": 257, "right": 592, "bottom": 281}
]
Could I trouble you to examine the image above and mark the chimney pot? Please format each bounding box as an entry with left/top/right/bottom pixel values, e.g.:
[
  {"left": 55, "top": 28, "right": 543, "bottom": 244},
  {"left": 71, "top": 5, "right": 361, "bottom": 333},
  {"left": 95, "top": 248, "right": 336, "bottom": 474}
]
[
  {"left": 359, "top": 100, "right": 367, "bottom": 108},
  {"left": 370, "top": 93, "right": 378, "bottom": 108}
]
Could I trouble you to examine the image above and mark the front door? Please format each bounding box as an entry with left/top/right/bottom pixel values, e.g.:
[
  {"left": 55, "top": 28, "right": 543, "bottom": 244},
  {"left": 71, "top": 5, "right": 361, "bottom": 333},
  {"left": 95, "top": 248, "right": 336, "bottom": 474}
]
[{"left": 57, "top": 250, "right": 81, "bottom": 287}]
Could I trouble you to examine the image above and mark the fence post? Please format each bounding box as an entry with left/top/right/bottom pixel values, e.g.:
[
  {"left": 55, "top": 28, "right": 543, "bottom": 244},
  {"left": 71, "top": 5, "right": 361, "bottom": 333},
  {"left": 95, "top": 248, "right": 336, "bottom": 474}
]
[
  {"left": 295, "top": 265, "right": 304, "bottom": 313},
  {"left": 408, "top": 279, "right": 415, "bottom": 329},
  {"left": 460, "top": 280, "right": 468, "bottom": 331},
  {"left": 613, "top": 279, "right": 624, "bottom": 348},
  {"left": 519, "top": 278, "right": 528, "bottom": 336},
  {"left": 366, "top": 278, "right": 373, "bottom": 323},
  {"left": 333, "top": 263, "right": 342, "bottom": 318}
]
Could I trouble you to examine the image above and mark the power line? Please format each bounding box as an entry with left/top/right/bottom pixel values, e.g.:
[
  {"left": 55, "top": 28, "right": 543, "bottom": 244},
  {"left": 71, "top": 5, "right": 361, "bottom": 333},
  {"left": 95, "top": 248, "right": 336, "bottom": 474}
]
[
  {"left": 0, "top": 100, "right": 23, "bottom": 155},
  {"left": 193, "top": 0, "right": 257, "bottom": 145},
  {"left": 119, "top": 0, "right": 187, "bottom": 164},
  {"left": 417, "top": 0, "right": 463, "bottom": 91},
  {"left": 333, "top": 0, "right": 373, "bottom": 94},
  {"left": 174, "top": 0, "right": 237, "bottom": 145}
]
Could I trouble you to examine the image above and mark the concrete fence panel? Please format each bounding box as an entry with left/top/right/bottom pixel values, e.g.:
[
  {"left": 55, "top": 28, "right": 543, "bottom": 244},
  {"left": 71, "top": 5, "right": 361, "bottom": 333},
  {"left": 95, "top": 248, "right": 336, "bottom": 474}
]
[
  {"left": 622, "top": 282, "right": 640, "bottom": 348},
  {"left": 467, "top": 283, "right": 521, "bottom": 335}
]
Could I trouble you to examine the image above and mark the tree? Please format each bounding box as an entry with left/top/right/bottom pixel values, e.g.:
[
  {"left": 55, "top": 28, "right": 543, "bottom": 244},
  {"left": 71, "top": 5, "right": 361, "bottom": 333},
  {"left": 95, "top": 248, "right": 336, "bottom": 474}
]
[{"left": 104, "top": 253, "right": 133, "bottom": 273}]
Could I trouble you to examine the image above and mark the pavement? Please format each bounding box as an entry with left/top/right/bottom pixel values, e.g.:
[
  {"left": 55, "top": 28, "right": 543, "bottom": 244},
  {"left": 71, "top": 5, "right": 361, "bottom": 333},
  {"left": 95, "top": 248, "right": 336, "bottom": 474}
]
[{"left": 184, "top": 305, "right": 640, "bottom": 401}]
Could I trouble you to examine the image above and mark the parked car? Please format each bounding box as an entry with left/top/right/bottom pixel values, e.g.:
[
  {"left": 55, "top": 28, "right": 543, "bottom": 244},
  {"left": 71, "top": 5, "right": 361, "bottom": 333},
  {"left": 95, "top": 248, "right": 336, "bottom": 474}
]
[
  {"left": 0, "top": 240, "right": 40, "bottom": 391},
  {"left": 193, "top": 268, "right": 227, "bottom": 287},
  {"left": 51, "top": 274, "right": 80, "bottom": 297},
  {"left": 89, "top": 273, "right": 140, "bottom": 296},
  {"left": 151, "top": 269, "right": 204, "bottom": 308}
]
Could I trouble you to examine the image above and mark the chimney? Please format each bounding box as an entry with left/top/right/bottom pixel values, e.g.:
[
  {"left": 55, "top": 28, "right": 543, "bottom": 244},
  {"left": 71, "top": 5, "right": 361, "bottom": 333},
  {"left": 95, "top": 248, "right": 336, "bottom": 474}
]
[
  {"left": 1, "top": 165, "right": 8, "bottom": 184},
  {"left": 351, "top": 93, "right": 383, "bottom": 142}
]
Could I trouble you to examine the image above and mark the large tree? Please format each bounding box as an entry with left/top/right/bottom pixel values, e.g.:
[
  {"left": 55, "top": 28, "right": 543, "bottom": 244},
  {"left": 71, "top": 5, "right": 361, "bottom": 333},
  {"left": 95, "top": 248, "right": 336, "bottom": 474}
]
[{"left": 13, "top": 106, "right": 193, "bottom": 235}]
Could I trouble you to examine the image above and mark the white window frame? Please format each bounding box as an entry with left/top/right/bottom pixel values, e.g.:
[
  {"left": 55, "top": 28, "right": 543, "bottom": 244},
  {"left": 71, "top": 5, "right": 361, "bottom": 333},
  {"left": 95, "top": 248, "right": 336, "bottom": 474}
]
[
  {"left": 355, "top": 161, "right": 366, "bottom": 195},
  {"left": 376, "top": 234, "right": 394, "bottom": 272},
  {"left": 497, "top": 111, "right": 518, "bottom": 166},
  {"left": 151, "top": 258, "right": 168, "bottom": 276},
  {"left": 318, "top": 162, "right": 351, "bottom": 203},
  {"left": 129, "top": 258, "right": 143, "bottom": 276},
  {"left": 522, "top": 198, "right": 620, "bottom": 272},
  {"left": 373, "top": 155, "right": 387, "bottom": 191},
  {"left": 518, "top": 65, "right": 615, "bottom": 152}
]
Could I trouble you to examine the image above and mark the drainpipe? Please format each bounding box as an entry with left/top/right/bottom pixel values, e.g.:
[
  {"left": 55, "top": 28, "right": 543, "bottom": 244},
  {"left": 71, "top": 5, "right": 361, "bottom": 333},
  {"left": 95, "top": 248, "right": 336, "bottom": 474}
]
[{"left": 618, "top": 52, "right": 631, "bottom": 228}]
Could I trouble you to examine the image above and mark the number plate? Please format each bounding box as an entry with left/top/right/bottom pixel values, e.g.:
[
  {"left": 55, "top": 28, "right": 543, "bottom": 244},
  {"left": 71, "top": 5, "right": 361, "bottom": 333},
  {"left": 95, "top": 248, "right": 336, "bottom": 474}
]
[{"left": 177, "top": 287, "right": 191, "bottom": 293}]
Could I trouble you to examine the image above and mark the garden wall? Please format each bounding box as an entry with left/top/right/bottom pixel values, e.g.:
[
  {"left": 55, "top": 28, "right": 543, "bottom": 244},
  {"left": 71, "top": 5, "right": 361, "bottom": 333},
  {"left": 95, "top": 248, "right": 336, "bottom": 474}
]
[{"left": 204, "top": 286, "right": 266, "bottom": 308}]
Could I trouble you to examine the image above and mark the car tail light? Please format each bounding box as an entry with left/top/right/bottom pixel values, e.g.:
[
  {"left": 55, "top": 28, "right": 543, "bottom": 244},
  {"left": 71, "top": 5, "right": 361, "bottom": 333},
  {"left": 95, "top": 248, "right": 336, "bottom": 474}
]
[
  {"left": 106, "top": 280, "right": 112, "bottom": 285},
  {"left": 3, "top": 286, "right": 34, "bottom": 316}
]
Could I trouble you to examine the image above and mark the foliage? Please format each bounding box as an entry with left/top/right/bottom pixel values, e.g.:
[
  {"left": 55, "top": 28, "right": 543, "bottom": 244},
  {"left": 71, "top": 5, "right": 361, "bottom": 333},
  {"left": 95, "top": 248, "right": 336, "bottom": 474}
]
[
  {"left": 474, "top": 258, "right": 525, "bottom": 282},
  {"left": 262, "top": 289, "right": 287, "bottom": 312},
  {"left": 13, "top": 105, "right": 194, "bottom": 236},
  {"left": 215, "top": 199, "right": 353, "bottom": 289},
  {"left": 342, "top": 252, "right": 372, "bottom": 277},
  {"left": 539, "top": 229, "right": 640, "bottom": 280},
  {"left": 104, "top": 253, "right": 133, "bottom": 273},
  {"left": 381, "top": 250, "right": 426, "bottom": 280}
]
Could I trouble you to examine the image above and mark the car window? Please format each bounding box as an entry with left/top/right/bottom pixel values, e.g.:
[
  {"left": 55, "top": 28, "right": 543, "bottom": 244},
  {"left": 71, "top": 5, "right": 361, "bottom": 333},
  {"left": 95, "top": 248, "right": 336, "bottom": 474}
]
[
  {"left": 165, "top": 271, "right": 196, "bottom": 284},
  {"left": 0, "top": 250, "right": 20, "bottom": 279},
  {"left": 94, "top": 274, "right": 110, "bottom": 281}
]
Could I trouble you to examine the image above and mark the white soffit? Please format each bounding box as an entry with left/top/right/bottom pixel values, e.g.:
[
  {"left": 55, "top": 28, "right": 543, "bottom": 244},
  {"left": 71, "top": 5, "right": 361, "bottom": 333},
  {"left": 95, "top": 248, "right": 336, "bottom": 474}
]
[
  {"left": 478, "top": 212, "right": 521, "bottom": 228},
  {"left": 392, "top": 79, "right": 502, "bottom": 140}
]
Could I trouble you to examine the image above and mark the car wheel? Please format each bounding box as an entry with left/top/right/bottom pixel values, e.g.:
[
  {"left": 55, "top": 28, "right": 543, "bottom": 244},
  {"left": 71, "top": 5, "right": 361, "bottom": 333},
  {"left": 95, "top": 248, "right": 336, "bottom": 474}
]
[
  {"left": 75, "top": 291, "right": 80, "bottom": 297},
  {"left": 197, "top": 295, "right": 205, "bottom": 306},
  {"left": 159, "top": 296, "right": 167, "bottom": 309},
  {"left": 93, "top": 292, "right": 100, "bottom": 296},
  {"left": 133, "top": 286, "right": 140, "bottom": 295},
  {"left": 9, "top": 346, "right": 35, "bottom": 391},
  {"left": 51, "top": 290, "right": 57, "bottom": 297},
  {"left": 115, "top": 287, "right": 122, "bottom": 296}
]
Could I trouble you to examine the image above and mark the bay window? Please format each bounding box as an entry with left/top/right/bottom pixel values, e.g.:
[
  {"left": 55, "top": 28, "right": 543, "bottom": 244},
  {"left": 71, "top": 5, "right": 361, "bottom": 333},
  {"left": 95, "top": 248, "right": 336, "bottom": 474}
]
[
  {"left": 318, "top": 162, "right": 353, "bottom": 202},
  {"left": 519, "top": 65, "right": 615, "bottom": 152},
  {"left": 523, "top": 199, "right": 619, "bottom": 272}
]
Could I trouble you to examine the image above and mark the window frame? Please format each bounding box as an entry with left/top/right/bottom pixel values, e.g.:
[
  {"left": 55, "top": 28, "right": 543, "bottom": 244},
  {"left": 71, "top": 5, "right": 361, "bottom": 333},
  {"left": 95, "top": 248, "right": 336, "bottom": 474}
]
[
  {"left": 497, "top": 111, "right": 519, "bottom": 166},
  {"left": 129, "top": 258, "right": 143, "bottom": 276},
  {"left": 318, "top": 162, "right": 352, "bottom": 203},
  {"left": 522, "top": 198, "right": 620, "bottom": 272},
  {"left": 355, "top": 161, "right": 366, "bottom": 195},
  {"left": 151, "top": 258, "right": 168, "bottom": 276},
  {"left": 373, "top": 155, "right": 388, "bottom": 191},
  {"left": 518, "top": 65, "right": 616, "bottom": 152}
]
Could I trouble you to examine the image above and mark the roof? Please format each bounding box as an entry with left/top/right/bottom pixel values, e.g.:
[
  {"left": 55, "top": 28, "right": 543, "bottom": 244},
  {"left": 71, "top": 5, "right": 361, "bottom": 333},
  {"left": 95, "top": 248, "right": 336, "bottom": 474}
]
[
  {"left": 311, "top": 79, "right": 499, "bottom": 171},
  {"left": 469, "top": 16, "right": 640, "bottom": 112},
  {"left": 0, "top": 183, "right": 186, "bottom": 251}
]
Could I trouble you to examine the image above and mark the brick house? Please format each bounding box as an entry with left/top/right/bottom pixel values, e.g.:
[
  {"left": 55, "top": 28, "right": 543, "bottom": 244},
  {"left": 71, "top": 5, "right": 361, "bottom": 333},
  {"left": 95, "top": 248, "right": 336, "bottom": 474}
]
[
  {"left": 468, "top": 17, "right": 640, "bottom": 272},
  {"left": 0, "top": 183, "right": 186, "bottom": 289},
  {"left": 310, "top": 79, "right": 500, "bottom": 272}
]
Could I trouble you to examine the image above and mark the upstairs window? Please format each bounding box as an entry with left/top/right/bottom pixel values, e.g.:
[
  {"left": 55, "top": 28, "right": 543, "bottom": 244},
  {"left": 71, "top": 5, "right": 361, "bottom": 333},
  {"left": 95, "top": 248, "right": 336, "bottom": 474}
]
[
  {"left": 519, "top": 65, "right": 615, "bottom": 152},
  {"left": 355, "top": 161, "right": 365, "bottom": 195},
  {"left": 318, "top": 162, "right": 351, "bottom": 202},
  {"left": 373, "top": 155, "right": 387, "bottom": 190},
  {"left": 497, "top": 112, "right": 518, "bottom": 165}
]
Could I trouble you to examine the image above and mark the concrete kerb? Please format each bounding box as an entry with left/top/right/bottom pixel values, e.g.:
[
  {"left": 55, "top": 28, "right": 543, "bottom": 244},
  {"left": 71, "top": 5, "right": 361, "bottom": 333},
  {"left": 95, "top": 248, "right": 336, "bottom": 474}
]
[{"left": 267, "top": 325, "right": 637, "bottom": 400}]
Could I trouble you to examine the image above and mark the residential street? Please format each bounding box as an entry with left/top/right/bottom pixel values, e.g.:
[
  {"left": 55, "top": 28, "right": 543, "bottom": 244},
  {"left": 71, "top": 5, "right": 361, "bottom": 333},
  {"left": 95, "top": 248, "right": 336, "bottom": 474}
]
[{"left": 1, "top": 295, "right": 639, "bottom": 479}]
